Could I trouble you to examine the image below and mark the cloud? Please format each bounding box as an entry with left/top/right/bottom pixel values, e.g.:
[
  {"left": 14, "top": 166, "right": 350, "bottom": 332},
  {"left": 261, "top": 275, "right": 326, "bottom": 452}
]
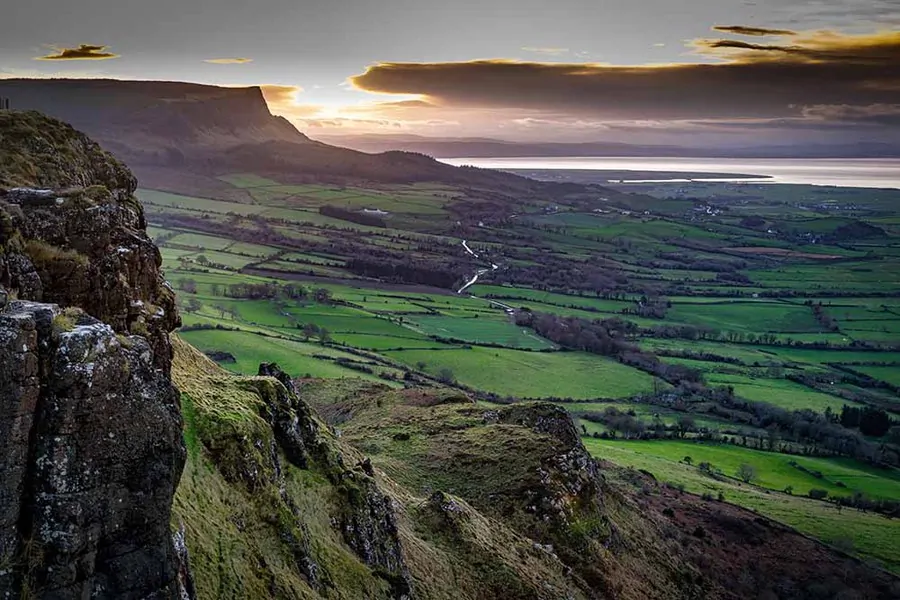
[
  {"left": 521, "top": 47, "right": 569, "bottom": 56},
  {"left": 204, "top": 57, "right": 253, "bottom": 64},
  {"left": 259, "top": 85, "right": 327, "bottom": 119},
  {"left": 801, "top": 103, "right": 900, "bottom": 125},
  {"left": 349, "top": 30, "right": 900, "bottom": 123},
  {"left": 260, "top": 84, "right": 303, "bottom": 105},
  {"left": 35, "top": 44, "right": 119, "bottom": 61},
  {"left": 713, "top": 25, "right": 796, "bottom": 37}
]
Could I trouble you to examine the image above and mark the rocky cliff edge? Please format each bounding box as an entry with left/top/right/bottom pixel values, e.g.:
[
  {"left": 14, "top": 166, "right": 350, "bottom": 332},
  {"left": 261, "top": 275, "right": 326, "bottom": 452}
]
[{"left": 0, "top": 110, "right": 185, "bottom": 598}]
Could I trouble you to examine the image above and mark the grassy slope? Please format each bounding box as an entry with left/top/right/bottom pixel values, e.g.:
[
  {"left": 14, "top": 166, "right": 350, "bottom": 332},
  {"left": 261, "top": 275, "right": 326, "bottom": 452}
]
[
  {"left": 170, "top": 336, "right": 596, "bottom": 600},
  {"left": 584, "top": 438, "right": 900, "bottom": 573}
]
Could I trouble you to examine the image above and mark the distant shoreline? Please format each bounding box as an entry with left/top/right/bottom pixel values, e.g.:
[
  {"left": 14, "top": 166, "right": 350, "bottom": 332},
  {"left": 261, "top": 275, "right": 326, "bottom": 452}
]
[
  {"left": 438, "top": 156, "right": 900, "bottom": 189},
  {"left": 500, "top": 168, "right": 772, "bottom": 183}
]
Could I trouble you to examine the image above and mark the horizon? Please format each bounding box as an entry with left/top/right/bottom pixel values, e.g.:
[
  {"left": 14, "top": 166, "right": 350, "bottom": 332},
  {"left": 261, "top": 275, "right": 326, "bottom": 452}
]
[{"left": 2, "top": 0, "right": 898, "bottom": 150}]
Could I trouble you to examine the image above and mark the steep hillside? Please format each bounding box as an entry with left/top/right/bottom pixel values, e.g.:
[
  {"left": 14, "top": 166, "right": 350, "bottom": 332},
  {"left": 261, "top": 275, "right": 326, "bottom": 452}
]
[
  {"left": 170, "top": 333, "right": 899, "bottom": 599},
  {"left": 305, "top": 380, "right": 900, "bottom": 599},
  {"left": 170, "top": 336, "right": 590, "bottom": 599}
]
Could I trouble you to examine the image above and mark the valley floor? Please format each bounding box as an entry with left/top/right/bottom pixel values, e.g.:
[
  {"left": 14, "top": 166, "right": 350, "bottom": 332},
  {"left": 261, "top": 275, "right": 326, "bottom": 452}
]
[{"left": 144, "top": 173, "right": 900, "bottom": 573}]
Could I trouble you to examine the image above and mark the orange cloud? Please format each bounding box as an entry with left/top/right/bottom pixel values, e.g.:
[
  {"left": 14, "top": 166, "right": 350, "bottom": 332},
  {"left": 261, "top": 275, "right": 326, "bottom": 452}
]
[
  {"left": 36, "top": 44, "right": 118, "bottom": 61},
  {"left": 204, "top": 57, "right": 253, "bottom": 64},
  {"left": 349, "top": 30, "right": 900, "bottom": 122}
]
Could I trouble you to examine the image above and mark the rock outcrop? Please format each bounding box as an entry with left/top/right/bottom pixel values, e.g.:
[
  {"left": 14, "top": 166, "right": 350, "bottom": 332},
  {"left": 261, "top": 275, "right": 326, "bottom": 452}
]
[
  {"left": 0, "top": 110, "right": 185, "bottom": 599},
  {"left": 171, "top": 338, "right": 413, "bottom": 599}
]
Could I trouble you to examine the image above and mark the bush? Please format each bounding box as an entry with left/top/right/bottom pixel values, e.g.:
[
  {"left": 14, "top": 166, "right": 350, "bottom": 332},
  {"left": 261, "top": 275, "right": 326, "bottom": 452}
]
[
  {"left": 809, "top": 488, "right": 828, "bottom": 500},
  {"left": 736, "top": 463, "right": 756, "bottom": 484}
]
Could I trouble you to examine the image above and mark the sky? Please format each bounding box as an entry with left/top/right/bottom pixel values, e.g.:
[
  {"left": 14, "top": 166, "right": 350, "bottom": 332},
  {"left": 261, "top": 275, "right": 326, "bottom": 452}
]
[{"left": 2, "top": 0, "right": 899, "bottom": 146}]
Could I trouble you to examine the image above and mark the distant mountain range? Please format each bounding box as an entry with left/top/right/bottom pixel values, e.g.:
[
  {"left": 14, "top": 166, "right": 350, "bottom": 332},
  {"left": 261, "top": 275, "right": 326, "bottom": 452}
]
[
  {"left": 315, "top": 133, "right": 900, "bottom": 159},
  {"left": 0, "top": 79, "right": 542, "bottom": 191}
]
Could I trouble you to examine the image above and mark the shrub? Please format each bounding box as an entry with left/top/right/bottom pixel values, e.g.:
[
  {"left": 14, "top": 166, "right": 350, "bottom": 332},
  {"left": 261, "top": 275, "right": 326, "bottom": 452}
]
[
  {"left": 809, "top": 488, "right": 828, "bottom": 500},
  {"left": 736, "top": 463, "right": 756, "bottom": 484}
]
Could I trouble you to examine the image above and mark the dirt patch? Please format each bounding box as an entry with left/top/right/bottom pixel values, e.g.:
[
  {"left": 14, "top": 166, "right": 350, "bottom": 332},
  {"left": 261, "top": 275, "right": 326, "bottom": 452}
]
[{"left": 725, "top": 247, "right": 841, "bottom": 259}]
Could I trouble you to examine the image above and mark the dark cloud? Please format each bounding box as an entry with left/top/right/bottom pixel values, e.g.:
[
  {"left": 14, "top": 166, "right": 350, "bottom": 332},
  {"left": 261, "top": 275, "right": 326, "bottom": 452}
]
[
  {"left": 713, "top": 25, "right": 796, "bottom": 36},
  {"left": 349, "top": 31, "right": 900, "bottom": 124},
  {"left": 36, "top": 44, "right": 119, "bottom": 60}
]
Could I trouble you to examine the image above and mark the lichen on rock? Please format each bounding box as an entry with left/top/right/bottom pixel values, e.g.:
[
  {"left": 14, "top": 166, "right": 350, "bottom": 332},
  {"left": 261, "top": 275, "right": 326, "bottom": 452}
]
[{"left": 0, "top": 110, "right": 178, "bottom": 372}]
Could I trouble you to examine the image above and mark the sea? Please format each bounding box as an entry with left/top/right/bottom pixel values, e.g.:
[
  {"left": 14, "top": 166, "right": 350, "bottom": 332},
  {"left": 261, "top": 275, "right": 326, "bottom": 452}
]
[{"left": 438, "top": 157, "right": 900, "bottom": 189}]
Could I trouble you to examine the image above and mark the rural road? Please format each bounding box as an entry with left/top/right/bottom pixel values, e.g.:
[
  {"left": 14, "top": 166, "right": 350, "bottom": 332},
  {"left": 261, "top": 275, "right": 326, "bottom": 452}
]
[{"left": 456, "top": 240, "right": 505, "bottom": 308}]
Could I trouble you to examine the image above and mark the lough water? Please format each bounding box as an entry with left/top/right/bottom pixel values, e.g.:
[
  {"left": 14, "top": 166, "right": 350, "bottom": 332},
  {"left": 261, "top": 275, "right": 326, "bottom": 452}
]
[{"left": 438, "top": 157, "right": 900, "bottom": 189}]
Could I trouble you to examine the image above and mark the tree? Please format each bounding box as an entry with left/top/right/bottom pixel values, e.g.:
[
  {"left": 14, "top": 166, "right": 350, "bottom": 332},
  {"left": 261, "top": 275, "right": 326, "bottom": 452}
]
[
  {"left": 316, "top": 327, "right": 331, "bottom": 344},
  {"left": 676, "top": 415, "right": 696, "bottom": 438},
  {"left": 184, "top": 298, "right": 202, "bottom": 313},
  {"left": 736, "top": 463, "right": 756, "bottom": 484},
  {"left": 437, "top": 367, "right": 455, "bottom": 384},
  {"left": 177, "top": 278, "right": 197, "bottom": 294},
  {"left": 683, "top": 456, "right": 693, "bottom": 466},
  {"left": 313, "top": 288, "right": 333, "bottom": 304},
  {"left": 887, "top": 426, "right": 900, "bottom": 446},
  {"left": 766, "top": 426, "right": 780, "bottom": 451},
  {"left": 859, "top": 408, "right": 891, "bottom": 437},
  {"left": 302, "top": 323, "right": 320, "bottom": 341}
]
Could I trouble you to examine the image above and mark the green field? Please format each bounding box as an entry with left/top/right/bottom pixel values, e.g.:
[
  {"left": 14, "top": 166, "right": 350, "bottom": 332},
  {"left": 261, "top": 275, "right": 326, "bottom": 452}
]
[
  {"left": 853, "top": 365, "right": 900, "bottom": 387},
  {"left": 404, "top": 313, "right": 554, "bottom": 350},
  {"left": 705, "top": 374, "right": 858, "bottom": 412},
  {"left": 179, "top": 329, "right": 404, "bottom": 384},
  {"left": 384, "top": 347, "right": 656, "bottom": 399},
  {"left": 588, "top": 439, "right": 900, "bottom": 499}
]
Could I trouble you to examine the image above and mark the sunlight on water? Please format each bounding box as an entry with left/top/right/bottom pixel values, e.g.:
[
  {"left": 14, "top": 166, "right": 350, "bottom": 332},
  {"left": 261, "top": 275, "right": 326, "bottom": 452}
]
[{"left": 439, "top": 157, "right": 900, "bottom": 189}]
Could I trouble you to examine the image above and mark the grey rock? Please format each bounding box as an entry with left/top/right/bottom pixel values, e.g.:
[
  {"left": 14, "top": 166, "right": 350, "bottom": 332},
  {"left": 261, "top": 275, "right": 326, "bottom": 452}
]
[{"left": 0, "top": 302, "right": 185, "bottom": 599}]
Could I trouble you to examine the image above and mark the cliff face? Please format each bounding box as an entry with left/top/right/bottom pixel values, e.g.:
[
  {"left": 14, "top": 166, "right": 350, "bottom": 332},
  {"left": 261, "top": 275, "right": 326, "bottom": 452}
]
[
  {"left": 0, "top": 110, "right": 185, "bottom": 598},
  {"left": 0, "top": 80, "right": 307, "bottom": 164}
]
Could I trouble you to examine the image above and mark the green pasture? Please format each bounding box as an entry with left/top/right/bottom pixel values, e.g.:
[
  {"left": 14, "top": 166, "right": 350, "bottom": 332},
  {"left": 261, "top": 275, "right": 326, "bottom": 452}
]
[{"left": 383, "top": 347, "right": 656, "bottom": 399}]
